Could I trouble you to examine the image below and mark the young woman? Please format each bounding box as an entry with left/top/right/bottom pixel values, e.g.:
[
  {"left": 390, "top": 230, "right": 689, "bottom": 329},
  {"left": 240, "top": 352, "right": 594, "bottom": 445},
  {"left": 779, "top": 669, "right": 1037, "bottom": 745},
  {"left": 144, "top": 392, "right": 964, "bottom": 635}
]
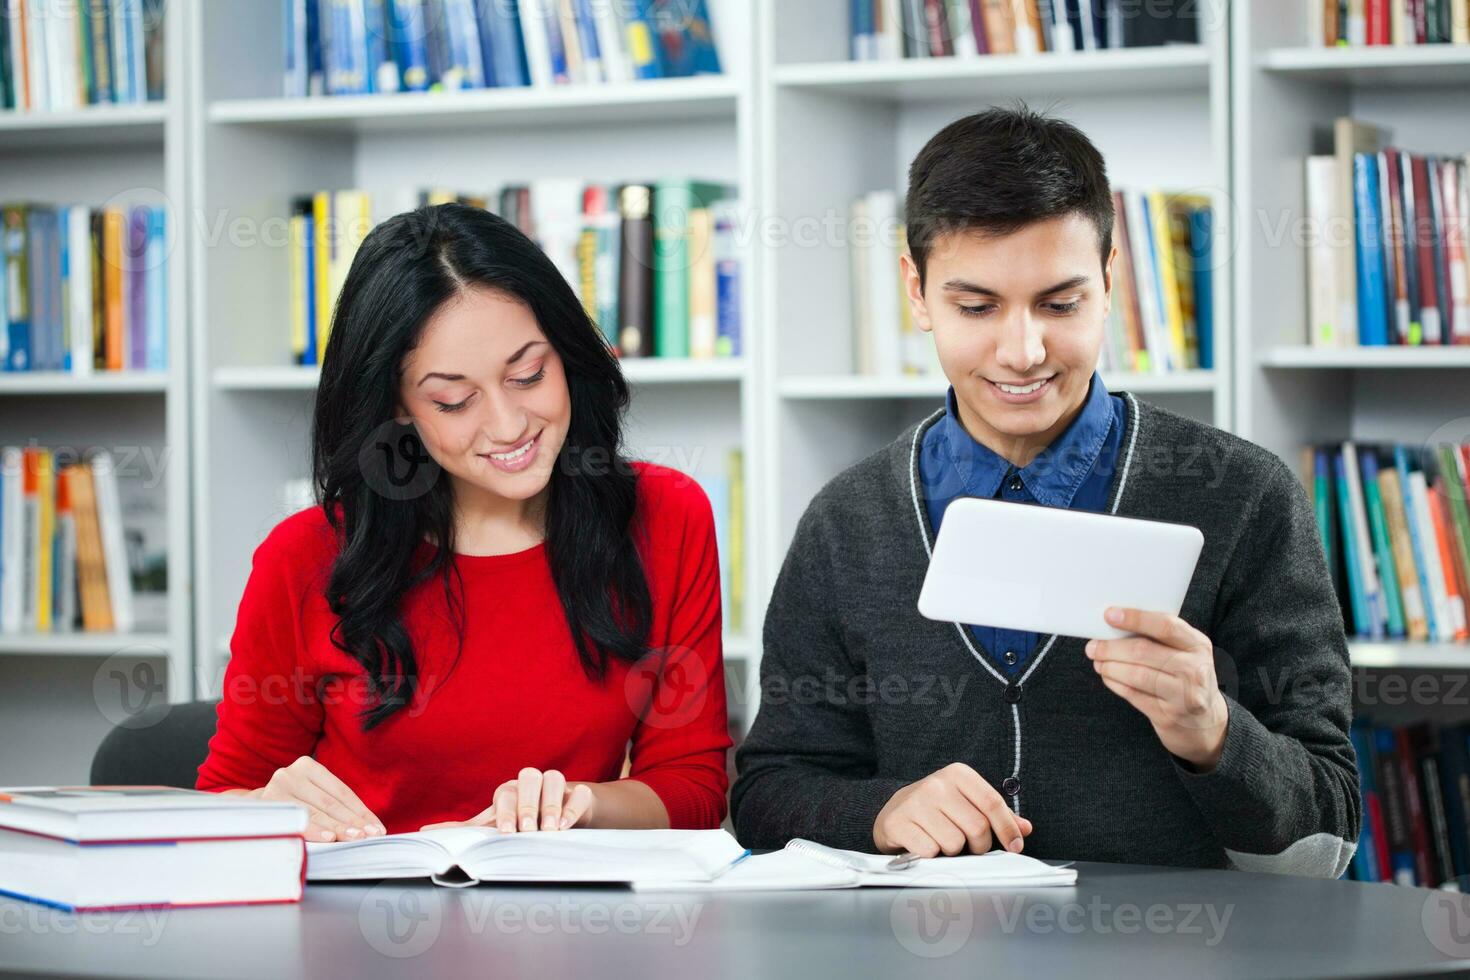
[{"left": 197, "top": 203, "right": 731, "bottom": 842}]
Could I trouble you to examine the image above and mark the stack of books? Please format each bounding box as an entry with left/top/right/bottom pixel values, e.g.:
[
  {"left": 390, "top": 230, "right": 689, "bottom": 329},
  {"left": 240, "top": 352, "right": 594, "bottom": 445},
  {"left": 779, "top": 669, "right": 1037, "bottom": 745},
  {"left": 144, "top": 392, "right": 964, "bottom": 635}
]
[
  {"left": 1303, "top": 440, "right": 1470, "bottom": 644},
  {"left": 288, "top": 183, "right": 742, "bottom": 367},
  {"left": 2, "top": 203, "right": 168, "bottom": 374},
  {"left": 1305, "top": 120, "right": 1469, "bottom": 348},
  {"left": 0, "top": 448, "right": 144, "bottom": 636},
  {"left": 285, "top": 0, "right": 721, "bottom": 96},
  {"left": 847, "top": 0, "right": 1200, "bottom": 61},
  {"left": 0, "top": 0, "right": 164, "bottom": 112},
  {"left": 1350, "top": 719, "right": 1470, "bottom": 890},
  {"left": 1307, "top": 0, "right": 1470, "bottom": 47},
  {"left": 0, "top": 787, "right": 307, "bottom": 911},
  {"left": 848, "top": 187, "right": 1213, "bottom": 377}
]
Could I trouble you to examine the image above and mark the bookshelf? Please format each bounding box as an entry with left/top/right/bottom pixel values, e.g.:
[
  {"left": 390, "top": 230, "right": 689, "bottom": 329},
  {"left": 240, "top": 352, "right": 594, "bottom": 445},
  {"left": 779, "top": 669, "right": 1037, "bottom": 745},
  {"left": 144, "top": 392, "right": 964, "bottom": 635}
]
[
  {"left": 187, "top": 2, "right": 762, "bottom": 711},
  {"left": 753, "top": 0, "right": 1234, "bottom": 716},
  {"left": 0, "top": 0, "right": 192, "bottom": 714},
  {"left": 1233, "top": 0, "right": 1470, "bottom": 675}
]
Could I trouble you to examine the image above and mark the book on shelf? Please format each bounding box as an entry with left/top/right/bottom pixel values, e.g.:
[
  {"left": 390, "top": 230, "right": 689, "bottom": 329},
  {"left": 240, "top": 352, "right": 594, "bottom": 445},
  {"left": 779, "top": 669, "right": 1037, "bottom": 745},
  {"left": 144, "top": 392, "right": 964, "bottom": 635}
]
[
  {"left": 286, "top": 184, "right": 743, "bottom": 367},
  {"left": 0, "top": 446, "right": 161, "bottom": 637},
  {"left": 283, "top": 0, "right": 722, "bottom": 97},
  {"left": 847, "top": 186, "right": 1213, "bottom": 378},
  {"left": 1, "top": 202, "right": 168, "bottom": 374},
  {"left": 1350, "top": 719, "right": 1470, "bottom": 890},
  {"left": 1301, "top": 439, "right": 1470, "bottom": 644},
  {"left": 0, "top": 786, "right": 307, "bottom": 911},
  {"left": 847, "top": 0, "right": 1200, "bottom": 62},
  {"left": 693, "top": 448, "right": 744, "bottom": 636},
  {"left": 0, "top": 0, "right": 163, "bottom": 112},
  {"left": 1305, "top": 121, "right": 1470, "bottom": 348},
  {"left": 1307, "top": 0, "right": 1470, "bottom": 47}
]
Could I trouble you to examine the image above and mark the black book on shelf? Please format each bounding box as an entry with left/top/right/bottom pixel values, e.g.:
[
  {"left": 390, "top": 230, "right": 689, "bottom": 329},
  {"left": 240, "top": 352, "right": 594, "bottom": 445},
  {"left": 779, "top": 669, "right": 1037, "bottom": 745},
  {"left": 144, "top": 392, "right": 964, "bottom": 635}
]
[
  {"left": 1120, "top": 0, "right": 1199, "bottom": 46},
  {"left": 617, "top": 185, "right": 655, "bottom": 358}
]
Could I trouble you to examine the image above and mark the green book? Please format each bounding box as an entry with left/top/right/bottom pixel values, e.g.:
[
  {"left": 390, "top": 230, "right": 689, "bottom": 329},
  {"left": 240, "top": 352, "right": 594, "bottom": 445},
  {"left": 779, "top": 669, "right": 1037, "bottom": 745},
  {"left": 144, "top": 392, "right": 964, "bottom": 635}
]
[
  {"left": 1437, "top": 446, "right": 1470, "bottom": 595},
  {"left": 1361, "top": 450, "right": 1406, "bottom": 638},
  {"left": 652, "top": 180, "right": 727, "bottom": 359}
]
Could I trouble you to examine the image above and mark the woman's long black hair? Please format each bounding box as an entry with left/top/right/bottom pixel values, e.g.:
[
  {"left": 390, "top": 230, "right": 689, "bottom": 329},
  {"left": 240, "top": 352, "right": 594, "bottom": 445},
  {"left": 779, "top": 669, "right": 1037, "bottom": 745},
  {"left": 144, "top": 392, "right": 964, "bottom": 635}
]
[{"left": 311, "top": 203, "right": 652, "bottom": 729}]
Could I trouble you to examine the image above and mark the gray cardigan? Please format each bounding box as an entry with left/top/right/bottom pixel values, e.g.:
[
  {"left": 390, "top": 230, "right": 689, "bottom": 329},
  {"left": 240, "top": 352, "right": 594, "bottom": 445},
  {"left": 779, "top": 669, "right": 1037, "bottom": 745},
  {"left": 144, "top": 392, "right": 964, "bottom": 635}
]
[{"left": 731, "top": 394, "right": 1360, "bottom": 877}]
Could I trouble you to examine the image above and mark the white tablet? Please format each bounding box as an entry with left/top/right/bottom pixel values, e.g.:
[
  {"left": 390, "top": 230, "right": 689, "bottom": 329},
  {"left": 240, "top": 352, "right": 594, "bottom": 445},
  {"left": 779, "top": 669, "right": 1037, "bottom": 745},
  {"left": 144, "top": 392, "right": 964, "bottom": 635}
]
[{"left": 917, "top": 497, "right": 1205, "bottom": 640}]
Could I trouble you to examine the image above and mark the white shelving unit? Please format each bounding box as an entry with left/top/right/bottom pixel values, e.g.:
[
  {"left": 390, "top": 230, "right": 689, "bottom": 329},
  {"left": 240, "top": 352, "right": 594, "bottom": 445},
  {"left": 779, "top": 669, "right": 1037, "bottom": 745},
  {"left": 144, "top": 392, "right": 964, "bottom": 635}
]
[
  {"left": 1233, "top": 1, "right": 1470, "bottom": 676},
  {"left": 187, "top": 2, "right": 762, "bottom": 711},
  {"left": 0, "top": 1, "right": 191, "bottom": 700}
]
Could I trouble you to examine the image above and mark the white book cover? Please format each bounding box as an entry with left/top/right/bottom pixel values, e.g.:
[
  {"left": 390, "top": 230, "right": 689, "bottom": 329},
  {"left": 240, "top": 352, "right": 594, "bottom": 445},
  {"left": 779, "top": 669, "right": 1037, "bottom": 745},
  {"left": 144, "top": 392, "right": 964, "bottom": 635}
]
[
  {"left": 590, "top": 0, "right": 630, "bottom": 82},
  {"left": 948, "top": 0, "right": 978, "bottom": 56},
  {"left": 530, "top": 178, "right": 586, "bottom": 299},
  {"left": 1409, "top": 470, "right": 1456, "bottom": 642},
  {"left": 1123, "top": 190, "right": 1170, "bottom": 373},
  {"left": 556, "top": 0, "right": 587, "bottom": 83},
  {"left": 1442, "top": 162, "right": 1470, "bottom": 341},
  {"left": 864, "top": 191, "right": 904, "bottom": 377},
  {"left": 877, "top": 0, "right": 904, "bottom": 59},
  {"left": 1050, "top": 0, "right": 1074, "bottom": 52},
  {"left": 46, "top": 0, "right": 79, "bottom": 111},
  {"left": 0, "top": 448, "right": 22, "bottom": 633},
  {"left": 519, "top": 0, "right": 555, "bottom": 87},
  {"left": 90, "top": 450, "right": 135, "bottom": 634},
  {"left": 1013, "top": 0, "right": 1041, "bottom": 53},
  {"left": 1306, "top": 157, "right": 1338, "bottom": 346},
  {"left": 1347, "top": 0, "right": 1367, "bottom": 45},
  {"left": 69, "top": 205, "right": 93, "bottom": 374},
  {"left": 25, "top": 0, "right": 50, "bottom": 111}
]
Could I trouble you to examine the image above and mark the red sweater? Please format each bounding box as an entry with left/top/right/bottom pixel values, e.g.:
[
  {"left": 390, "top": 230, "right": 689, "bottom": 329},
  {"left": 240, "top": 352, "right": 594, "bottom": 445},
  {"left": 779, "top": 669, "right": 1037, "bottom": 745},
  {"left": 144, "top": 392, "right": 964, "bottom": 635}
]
[{"left": 197, "top": 462, "right": 731, "bottom": 833}]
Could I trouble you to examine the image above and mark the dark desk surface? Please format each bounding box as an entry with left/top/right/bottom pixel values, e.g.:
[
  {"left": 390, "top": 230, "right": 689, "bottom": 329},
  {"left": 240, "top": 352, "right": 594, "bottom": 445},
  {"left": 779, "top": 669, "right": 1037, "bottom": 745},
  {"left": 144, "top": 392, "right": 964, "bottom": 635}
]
[{"left": 4, "top": 861, "right": 1470, "bottom": 979}]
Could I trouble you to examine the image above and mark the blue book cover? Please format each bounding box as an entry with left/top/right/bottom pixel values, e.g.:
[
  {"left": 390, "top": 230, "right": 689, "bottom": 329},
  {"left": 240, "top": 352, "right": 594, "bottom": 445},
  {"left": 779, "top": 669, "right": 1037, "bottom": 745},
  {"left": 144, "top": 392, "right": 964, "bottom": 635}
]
[
  {"left": 445, "top": 0, "right": 486, "bottom": 88},
  {"left": 850, "top": 0, "right": 874, "bottom": 59},
  {"left": 285, "top": 0, "right": 307, "bottom": 96},
  {"left": 363, "top": 0, "right": 398, "bottom": 92},
  {"left": 2, "top": 208, "right": 27, "bottom": 372},
  {"left": 1395, "top": 445, "right": 1440, "bottom": 641},
  {"left": 28, "top": 208, "right": 55, "bottom": 372},
  {"left": 146, "top": 208, "right": 166, "bottom": 371},
  {"left": 306, "top": 0, "right": 324, "bottom": 92},
  {"left": 322, "top": 0, "right": 371, "bottom": 95},
  {"left": 1374, "top": 726, "right": 1421, "bottom": 886},
  {"left": 1349, "top": 721, "right": 1383, "bottom": 883},
  {"left": 624, "top": 1, "right": 662, "bottom": 78},
  {"left": 300, "top": 205, "right": 317, "bottom": 367},
  {"left": 1188, "top": 207, "right": 1213, "bottom": 370},
  {"left": 477, "top": 0, "right": 529, "bottom": 87},
  {"left": 1334, "top": 451, "right": 1369, "bottom": 636},
  {"left": 1139, "top": 194, "right": 1173, "bottom": 372},
  {"left": 58, "top": 208, "right": 71, "bottom": 373},
  {"left": 715, "top": 208, "right": 741, "bottom": 357},
  {"left": 543, "top": 0, "right": 570, "bottom": 83},
  {"left": 573, "top": 0, "right": 602, "bottom": 77},
  {"left": 1354, "top": 152, "right": 1391, "bottom": 346},
  {"left": 387, "top": 0, "right": 430, "bottom": 90}
]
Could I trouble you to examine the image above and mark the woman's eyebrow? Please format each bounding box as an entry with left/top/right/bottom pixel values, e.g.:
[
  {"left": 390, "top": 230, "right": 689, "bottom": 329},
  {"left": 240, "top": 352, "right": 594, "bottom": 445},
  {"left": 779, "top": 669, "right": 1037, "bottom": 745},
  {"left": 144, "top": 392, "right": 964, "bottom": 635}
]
[
  {"left": 506, "top": 340, "right": 549, "bottom": 365},
  {"left": 417, "top": 372, "right": 466, "bottom": 387}
]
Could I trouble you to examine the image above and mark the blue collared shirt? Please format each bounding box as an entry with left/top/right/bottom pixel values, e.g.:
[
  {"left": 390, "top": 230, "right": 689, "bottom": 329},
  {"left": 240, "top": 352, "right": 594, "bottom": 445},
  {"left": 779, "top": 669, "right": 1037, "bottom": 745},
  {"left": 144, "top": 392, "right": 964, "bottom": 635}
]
[{"left": 918, "top": 373, "right": 1127, "bottom": 676}]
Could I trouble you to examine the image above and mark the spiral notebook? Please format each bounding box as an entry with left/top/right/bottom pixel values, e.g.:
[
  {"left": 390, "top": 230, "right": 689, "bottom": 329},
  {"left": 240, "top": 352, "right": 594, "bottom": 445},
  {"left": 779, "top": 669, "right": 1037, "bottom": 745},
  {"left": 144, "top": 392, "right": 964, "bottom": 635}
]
[{"left": 631, "top": 838, "right": 1077, "bottom": 892}]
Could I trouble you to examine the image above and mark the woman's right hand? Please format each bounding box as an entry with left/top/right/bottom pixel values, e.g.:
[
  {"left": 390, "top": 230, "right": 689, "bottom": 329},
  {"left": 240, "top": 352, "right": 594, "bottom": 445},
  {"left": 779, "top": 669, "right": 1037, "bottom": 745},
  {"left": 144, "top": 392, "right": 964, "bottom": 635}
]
[{"left": 244, "top": 756, "right": 386, "bottom": 842}]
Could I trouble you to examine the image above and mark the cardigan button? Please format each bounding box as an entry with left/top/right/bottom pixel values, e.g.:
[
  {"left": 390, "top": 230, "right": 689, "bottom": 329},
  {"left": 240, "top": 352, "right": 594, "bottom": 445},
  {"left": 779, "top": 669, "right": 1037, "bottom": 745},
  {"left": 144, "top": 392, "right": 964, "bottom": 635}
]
[
  {"left": 1004, "top": 682, "right": 1022, "bottom": 704},
  {"left": 1003, "top": 650, "right": 1018, "bottom": 666},
  {"left": 1002, "top": 776, "right": 1020, "bottom": 796}
]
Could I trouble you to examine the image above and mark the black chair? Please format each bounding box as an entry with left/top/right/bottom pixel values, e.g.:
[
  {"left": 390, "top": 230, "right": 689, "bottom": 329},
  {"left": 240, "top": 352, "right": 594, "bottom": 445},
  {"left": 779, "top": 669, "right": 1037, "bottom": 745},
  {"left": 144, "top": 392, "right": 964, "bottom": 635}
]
[{"left": 90, "top": 701, "right": 220, "bottom": 789}]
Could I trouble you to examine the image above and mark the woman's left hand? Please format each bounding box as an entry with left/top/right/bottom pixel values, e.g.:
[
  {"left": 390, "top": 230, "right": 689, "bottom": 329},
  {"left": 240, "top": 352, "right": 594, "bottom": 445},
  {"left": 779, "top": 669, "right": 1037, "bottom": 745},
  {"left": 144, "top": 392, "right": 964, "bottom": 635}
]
[
  {"left": 419, "top": 768, "right": 597, "bottom": 833},
  {"left": 1086, "top": 606, "right": 1230, "bottom": 772}
]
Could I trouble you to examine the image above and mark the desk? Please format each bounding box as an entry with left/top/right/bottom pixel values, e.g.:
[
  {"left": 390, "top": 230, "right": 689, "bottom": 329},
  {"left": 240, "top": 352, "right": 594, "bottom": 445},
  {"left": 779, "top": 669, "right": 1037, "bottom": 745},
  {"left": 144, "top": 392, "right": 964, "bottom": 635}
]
[{"left": 2, "top": 862, "right": 1468, "bottom": 979}]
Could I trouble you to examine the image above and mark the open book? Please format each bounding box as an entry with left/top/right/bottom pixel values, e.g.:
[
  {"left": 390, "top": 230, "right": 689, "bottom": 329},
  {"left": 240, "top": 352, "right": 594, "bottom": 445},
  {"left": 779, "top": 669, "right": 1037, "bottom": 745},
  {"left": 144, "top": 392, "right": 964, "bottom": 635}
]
[
  {"left": 306, "top": 828, "right": 748, "bottom": 887},
  {"left": 631, "top": 838, "right": 1077, "bottom": 892}
]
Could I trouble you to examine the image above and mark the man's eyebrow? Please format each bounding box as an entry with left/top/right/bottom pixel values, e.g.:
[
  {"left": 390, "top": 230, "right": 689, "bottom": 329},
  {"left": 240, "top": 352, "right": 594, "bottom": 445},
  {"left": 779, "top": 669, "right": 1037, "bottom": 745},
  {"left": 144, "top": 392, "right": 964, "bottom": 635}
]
[{"left": 942, "top": 275, "right": 1091, "bottom": 298}]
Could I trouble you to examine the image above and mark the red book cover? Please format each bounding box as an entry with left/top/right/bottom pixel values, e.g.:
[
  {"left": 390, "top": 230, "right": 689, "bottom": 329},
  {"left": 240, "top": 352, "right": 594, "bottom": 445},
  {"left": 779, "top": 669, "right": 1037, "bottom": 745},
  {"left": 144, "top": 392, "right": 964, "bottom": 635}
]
[
  {"left": 1367, "top": 0, "right": 1388, "bottom": 43},
  {"left": 1369, "top": 791, "right": 1393, "bottom": 881},
  {"left": 1397, "top": 724, "right": 1437, "bottom": 887},
  {"left": 1385, "top": 148, "right": 1411, "bottom": 344},
  {"left": 1412, "top": 155, "right": 1443, "bottom": 344}
]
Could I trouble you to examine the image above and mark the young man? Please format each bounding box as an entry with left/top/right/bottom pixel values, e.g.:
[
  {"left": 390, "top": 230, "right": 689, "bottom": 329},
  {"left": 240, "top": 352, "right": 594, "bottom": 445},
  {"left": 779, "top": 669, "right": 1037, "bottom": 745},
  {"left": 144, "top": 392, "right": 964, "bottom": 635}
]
[{"left": 731, "top": 107, "right": 1359, "bottom": 876}]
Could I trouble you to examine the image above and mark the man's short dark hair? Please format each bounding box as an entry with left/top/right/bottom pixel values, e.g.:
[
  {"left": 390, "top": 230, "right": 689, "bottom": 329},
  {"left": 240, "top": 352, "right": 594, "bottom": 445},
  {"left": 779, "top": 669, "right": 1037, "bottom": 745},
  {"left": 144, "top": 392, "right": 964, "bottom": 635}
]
[{"left": 905, "top": 105, "right": 1114, "bottom": 290}]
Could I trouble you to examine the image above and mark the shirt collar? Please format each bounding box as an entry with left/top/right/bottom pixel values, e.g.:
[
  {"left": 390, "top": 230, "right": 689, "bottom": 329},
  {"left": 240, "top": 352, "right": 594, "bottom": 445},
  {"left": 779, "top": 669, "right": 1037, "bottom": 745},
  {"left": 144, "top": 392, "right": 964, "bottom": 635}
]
[{"left": 936, "top": 373, "right": 1116, "bottom": 509}]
